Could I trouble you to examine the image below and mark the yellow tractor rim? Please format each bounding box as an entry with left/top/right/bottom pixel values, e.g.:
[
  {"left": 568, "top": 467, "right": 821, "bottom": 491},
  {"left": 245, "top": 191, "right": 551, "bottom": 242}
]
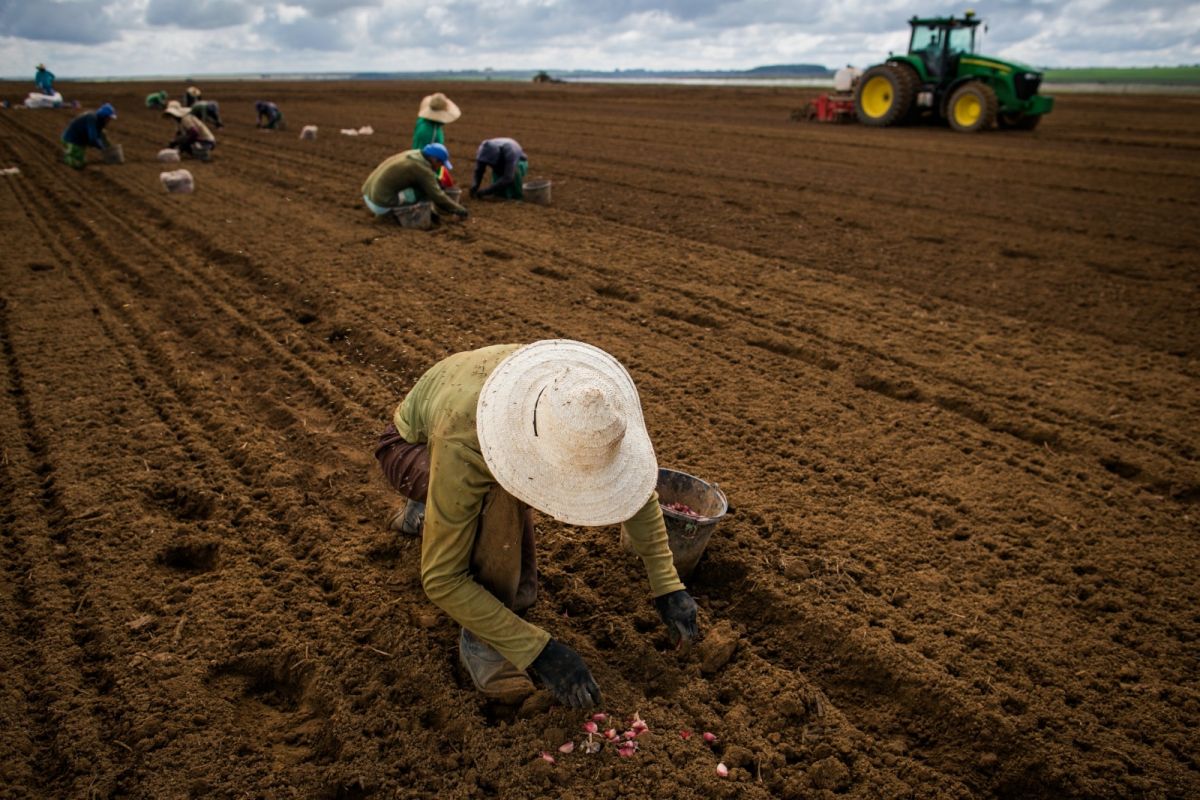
[
  {"left": 860, "top": 76, "right": 894, "bottom": 119},
  {"left": 954, "top": 93, "right": 982, "bottom": 128}
]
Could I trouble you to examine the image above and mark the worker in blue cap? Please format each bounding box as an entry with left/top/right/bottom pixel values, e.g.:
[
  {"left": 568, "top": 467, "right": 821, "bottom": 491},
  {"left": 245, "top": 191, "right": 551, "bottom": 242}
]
[
  {"left": 60, "top": 103, "right": 117, "bottom": 169},
  {"left": 361, "top": 143, "right": 468, "bottom": 221}
]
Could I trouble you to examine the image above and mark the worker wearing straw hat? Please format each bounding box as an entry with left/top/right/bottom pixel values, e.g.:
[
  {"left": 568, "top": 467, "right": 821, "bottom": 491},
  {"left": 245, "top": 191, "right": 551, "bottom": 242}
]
[
  {"left": 164, "top": 101, "right": 216, "bottom": 161},
  {"left": 412, "top": 92, "right": 461, "bottom": 149},
  {"left": 374, "top": 341, "right": 699, "bottom": 708}
]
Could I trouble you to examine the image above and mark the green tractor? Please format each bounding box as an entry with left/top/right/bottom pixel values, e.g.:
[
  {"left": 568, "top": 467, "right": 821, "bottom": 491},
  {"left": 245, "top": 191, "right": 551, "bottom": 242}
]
[{"left": 854, "top": 10, "right": 1053, "bottom": 132}]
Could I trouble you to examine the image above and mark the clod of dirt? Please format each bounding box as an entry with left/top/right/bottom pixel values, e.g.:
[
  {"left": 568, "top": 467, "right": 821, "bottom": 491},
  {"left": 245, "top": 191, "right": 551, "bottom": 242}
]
[
  {"left": 808, "top": 755, "right": 851, "bottom": 791},
  {"left": 127, "top": 614, "right": 156, "bottom": 631},
  {"left": 518, "top": 691, "right": 555, "bottom": 718},
  {"left": 157, "top": 538, "right": 220, "bottom": 571},
  {"left": 698, "top": 621, "right": 740, "bottom": 674},
  {"left": 723, "top": 744, "right": 755, "bottom": 769}
]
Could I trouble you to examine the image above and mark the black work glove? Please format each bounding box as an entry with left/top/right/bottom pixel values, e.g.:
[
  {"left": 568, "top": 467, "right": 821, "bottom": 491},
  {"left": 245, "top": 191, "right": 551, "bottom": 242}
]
[
  {"left": 529, "top": 639, "right": 601, "bottom": 709},
  {"left": 454, "top": 208, "right": 469, "bottom": 219},
  {"left": 654, "top": 589, "right": 699, "bottom": 648},
  {"left": 468, "top": 185, "right": 479, "bottom": 199}
]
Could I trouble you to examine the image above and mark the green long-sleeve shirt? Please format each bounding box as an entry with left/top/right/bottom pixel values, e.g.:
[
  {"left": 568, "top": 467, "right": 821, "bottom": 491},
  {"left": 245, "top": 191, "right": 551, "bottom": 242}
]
[
  {"left": 394, "top": 344, "right": 685, "bottom": 669},
  {"left": 412, "top": 117, "right": 444, "bottom": 150},
  {"left": 362, "top": 149, "right": 465, "bottom": 215}
]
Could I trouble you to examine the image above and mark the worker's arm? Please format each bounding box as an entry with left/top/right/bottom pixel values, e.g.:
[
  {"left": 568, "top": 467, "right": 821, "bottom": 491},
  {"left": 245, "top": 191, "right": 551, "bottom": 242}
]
[
  {"left": 416, "top": 164, "right": 467, "bottom": 216},
  {"left": 419, "top": 439, "right": 549, "bottom": 669},
  {"left": 476, "top": 151, "right": 520, "bottom": 197},
  {"left": 470, "top": 160, "right": 488, "bottom": 194},
  {"left": 621, "top": 491, "right": 687, "bottom": 598}
]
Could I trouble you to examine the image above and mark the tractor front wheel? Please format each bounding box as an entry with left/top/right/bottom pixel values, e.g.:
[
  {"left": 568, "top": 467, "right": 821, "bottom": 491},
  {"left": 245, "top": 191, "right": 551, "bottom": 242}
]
[
  {"left": 855, "top": 64, "right": 916, "bottom": 127},
  {"left": 998, "top": 111, "right": 1042, "bottom": 130},
  {"left": 947, "top": 82, "right": 998, "bottom": 132}
]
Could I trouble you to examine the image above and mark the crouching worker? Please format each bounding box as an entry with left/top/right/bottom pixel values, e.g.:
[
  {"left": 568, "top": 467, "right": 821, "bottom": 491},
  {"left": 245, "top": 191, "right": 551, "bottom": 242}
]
[
  {"left": 189, "top": 100, "right": 224, "bottom": 129},
  {"left": 361, "top": 143, "right": 468, "bottom": 221},
  {"left": 374, "top": 340, "right": 699, "bottom": 708},
  {"left": 60, "top": 103, "right": 116, "bottom": 169},
  {"left": 164, "top": 102, "right": 216, "bottom": 161},
  {"left": 470, "top": 137, "right": 528, "bottom": 200},
  {"left": 255, "top": 100, "right": 285, "bottom": 130},
  {"left": 145, "top": 90, "right": 169, "bottom": 110}
]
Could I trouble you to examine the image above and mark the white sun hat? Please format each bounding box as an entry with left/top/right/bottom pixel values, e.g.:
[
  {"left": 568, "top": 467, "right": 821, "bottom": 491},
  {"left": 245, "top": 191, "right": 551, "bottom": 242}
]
[{"left": 476, "top": 340, "right": 658, "bottom": 526}]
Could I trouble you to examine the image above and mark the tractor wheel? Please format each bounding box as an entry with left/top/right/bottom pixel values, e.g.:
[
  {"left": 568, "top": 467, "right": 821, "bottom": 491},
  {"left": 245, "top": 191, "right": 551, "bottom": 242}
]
[
  {"left": 947, "top": 82, "right": 998, "bottom": 132},
  {"left": 855, "top": 64, "right": 917, "bottom": 127},
  {"left": 998, "top": 111, "right": 1042, "bottom": 130}
]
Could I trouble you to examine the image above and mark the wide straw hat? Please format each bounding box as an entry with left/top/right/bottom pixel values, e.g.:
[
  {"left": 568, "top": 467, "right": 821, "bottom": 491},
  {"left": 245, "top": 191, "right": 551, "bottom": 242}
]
[
  {"left": 418, "top": 92, "right": 461, "bottom": 124},
  {"left": 163, "top": 101, "right": 186, "bottom": 119},
  {"left": 477, "top": 340, "right": 657, "bottom": 526}
]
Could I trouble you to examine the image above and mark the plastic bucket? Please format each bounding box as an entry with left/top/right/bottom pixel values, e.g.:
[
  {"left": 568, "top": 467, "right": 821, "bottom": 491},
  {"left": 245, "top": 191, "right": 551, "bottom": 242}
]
[
  {"left": 102, "top": 144, "right": 124, "bottom": 165},
  {"left": 445, "top": 187, "right": 463, "bottom": 205},
  {"left": 522, "top": 179, "right": 552, "bottom": 205},
  {"left": 393, "top": 201, "right": 432, "bottom": 230},
  {"left": 621, "top": 468, "right": 727, "bottom": 579}
]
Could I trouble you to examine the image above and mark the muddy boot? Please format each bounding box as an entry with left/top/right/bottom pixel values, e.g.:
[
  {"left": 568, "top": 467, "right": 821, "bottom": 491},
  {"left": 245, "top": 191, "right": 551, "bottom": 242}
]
[
  {"left": 459, "top": 629, "right": 534, "bottom": 705},
  {"left": 386, "top": 499, "right": 425, "bottom": 535}
]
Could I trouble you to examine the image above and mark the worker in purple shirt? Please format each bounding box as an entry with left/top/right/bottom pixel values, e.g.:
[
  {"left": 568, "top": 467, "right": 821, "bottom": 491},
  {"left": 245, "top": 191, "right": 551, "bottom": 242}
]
[{"left": 470, "top": 137, "right": 529, "bottom": 200}]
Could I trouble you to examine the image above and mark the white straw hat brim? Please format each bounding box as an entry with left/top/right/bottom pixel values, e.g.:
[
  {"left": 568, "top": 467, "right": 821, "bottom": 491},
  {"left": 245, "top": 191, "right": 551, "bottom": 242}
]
[
  {"left": 418, "top": 93, "right": 461, "bottom": 124},
  {"left": 477, "top": 340, "right": 657, "bottom": 526}
]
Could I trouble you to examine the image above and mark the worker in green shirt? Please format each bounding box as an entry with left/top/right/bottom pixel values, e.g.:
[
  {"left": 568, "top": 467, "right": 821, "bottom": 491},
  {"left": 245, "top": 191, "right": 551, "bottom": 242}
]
[
  {"left": 374, "top": 341, "right": 699, "bottom": 708},
  {"left": 145, "top": 90, "right": 169, "bottom": 110},
  {"left": 412, "top": 92, "right": 460, "bottom": 150}
]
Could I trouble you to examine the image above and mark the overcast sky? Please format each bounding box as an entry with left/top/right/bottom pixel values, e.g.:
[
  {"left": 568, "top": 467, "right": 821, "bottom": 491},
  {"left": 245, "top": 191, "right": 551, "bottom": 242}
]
[{"left": 2, "top": 0, "right": 1198, "bottom": 78}]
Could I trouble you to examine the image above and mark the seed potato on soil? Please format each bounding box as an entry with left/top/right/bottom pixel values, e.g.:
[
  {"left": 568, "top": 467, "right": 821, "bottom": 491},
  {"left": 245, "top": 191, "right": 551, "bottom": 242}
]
[{"left": 0, "top": 80, "right": 1197, "bottom": 798}]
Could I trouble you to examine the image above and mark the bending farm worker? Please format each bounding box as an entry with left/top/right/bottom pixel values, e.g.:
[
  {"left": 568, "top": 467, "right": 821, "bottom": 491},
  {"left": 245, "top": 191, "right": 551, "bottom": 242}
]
[
  {"left": 255, "top": 101, "right": 285, "bottom": 130},
  {"left": 470, "top": 137, "right": 528, "bottom": 200},
  {"left": 374, "top": 340, "right": 700, "bottom": 708},
  {"left": 145, "top": 90, "right": 169, "bottom": 110},
  {"left": 189, "top": 100, "right": 224, "bottom": 129},
  {"left": 35, "top": 63, "right": 55, "bottom": 95},
  {"left": 360, "top": 143, "right": 468, "bottom": 221},
  {"left": 60, "top": 103, "right": 116, "bottom": 170},
  {"left": 183, "top": 86, "right": 201, "bottom": 107},
  {"left": 412, "top": 92, "right": 461, "bottom": 150},
  {"left": 164, "top": 102, "right": 216, "bottom": 161}
]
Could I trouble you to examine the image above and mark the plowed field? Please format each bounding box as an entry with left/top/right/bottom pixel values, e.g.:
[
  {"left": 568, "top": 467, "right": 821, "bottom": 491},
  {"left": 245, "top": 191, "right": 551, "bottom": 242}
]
[{"left": 1, "top": 81, "right": 1198, "bottom": 799}]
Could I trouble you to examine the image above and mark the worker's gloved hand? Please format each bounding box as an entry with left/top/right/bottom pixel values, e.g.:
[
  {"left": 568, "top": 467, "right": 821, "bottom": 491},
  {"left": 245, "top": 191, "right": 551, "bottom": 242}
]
[
  {"left": 469, "top": 185, "right": 480, "bottom": 199},
  {"left": 529, "top": 639, "right": 601, "bottom": 709},
  {"left": 454, "top": 208, "right": 469, "bottom": 219},
  {"left": 654, "top": 589, "right": 699, "bottom": 648}
]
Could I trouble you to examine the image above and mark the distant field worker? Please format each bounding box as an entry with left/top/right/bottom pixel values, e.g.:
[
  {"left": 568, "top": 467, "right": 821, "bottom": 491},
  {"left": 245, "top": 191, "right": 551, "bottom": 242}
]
[
  {"left": 60, "top": 103, "right": 116, "bottom": 170},
  {"left": 183, "top": 86, "right": 201, "bottom": 107},
  {"left": 412, "top": 92, "right": 461, "bottom": 150},
  {"left": 164, "top": 103, "right": 216, "bottom": 161},
  {"left": 470, "top": 137, "right": 528, "bottom": 200},
  {"left": 35, "top": 63, "right": 55, "bottom": 95},
  {"left": 361, "top": 143, "right": 468, "bottom": 219},
  {"left": 189, "top": 100, "right": 224, "bottom": 129},
  {"left": 255, "top": 101, "right": 285, "bottom": 130},
  {"left": 145, "top": 90, "right": 169, "bottom": 110}
]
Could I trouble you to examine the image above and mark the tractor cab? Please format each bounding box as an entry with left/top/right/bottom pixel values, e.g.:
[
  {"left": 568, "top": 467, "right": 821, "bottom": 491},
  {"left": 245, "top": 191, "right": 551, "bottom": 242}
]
[{"left": 908, "top": 12, "right": 980, "bottom": 81}]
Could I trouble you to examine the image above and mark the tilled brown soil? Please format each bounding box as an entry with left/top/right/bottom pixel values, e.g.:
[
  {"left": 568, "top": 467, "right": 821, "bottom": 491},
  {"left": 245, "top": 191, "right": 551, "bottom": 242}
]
[{"left": 0, "top": 80, "right": 1198, "bottom": 799}]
